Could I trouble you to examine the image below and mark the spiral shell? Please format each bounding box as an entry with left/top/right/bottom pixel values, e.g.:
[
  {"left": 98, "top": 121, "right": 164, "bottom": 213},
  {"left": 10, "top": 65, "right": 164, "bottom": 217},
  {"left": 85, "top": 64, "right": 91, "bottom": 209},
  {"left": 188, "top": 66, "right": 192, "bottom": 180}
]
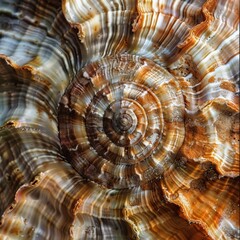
[
  {"left": 0, "top": 0, "right": 239, "bottom": 239},
  {"left": 59, "top": 54, "right": 185, "bottom": 189}
]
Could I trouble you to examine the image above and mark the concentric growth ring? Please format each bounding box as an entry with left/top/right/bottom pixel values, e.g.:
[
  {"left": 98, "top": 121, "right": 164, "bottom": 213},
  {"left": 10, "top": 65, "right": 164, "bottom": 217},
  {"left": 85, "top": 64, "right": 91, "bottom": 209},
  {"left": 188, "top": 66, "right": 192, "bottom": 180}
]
[
  {"left": 58, "top": 54, "right": 185, "bottom": 189},
  {"left": 103, "top": 99, "right": 146, "bottom": 146}
]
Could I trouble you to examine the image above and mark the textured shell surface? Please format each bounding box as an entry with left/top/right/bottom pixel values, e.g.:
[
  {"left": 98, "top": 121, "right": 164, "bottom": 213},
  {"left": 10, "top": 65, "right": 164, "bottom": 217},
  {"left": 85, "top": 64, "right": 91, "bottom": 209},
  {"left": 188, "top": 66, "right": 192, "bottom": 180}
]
[{"left": 0, "top": 0, "right": 239, "bottom": 239}]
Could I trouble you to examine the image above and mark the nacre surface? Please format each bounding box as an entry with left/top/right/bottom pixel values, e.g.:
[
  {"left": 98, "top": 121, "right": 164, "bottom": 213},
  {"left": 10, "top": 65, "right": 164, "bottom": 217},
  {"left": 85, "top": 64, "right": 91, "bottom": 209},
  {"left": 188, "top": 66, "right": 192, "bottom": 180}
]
[{"left": 0, "top": 0, "right": 239, "bottom": 239}]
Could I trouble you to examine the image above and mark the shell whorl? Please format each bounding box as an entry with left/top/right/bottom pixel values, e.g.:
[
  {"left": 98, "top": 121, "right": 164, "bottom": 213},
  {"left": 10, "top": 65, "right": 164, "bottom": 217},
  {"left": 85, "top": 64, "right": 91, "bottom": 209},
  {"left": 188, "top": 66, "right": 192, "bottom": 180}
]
[
  {"left": 0, "top": 0, "right": 239, "bottom": 239},
  {"left": 59, "top": 54, "right": 185, "bottom": 189}
]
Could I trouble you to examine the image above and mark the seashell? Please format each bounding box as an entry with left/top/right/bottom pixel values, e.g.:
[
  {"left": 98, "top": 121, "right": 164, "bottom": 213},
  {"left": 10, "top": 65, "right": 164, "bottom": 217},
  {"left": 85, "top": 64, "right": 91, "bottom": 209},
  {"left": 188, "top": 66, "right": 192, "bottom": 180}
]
[
  {"left": 0, "top": 0, "right": 239, "bottom": 239},
  {"left": 58, "top": 54, "right": 185, "bottom": 189}
]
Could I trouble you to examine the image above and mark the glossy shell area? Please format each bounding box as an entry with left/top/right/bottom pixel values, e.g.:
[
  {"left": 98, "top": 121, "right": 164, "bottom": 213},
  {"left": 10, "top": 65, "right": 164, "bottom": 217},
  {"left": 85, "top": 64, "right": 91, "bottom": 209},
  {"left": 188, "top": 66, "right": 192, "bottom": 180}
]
[{"left": 0, "top": 0, "right": 239, "bottom": 239}]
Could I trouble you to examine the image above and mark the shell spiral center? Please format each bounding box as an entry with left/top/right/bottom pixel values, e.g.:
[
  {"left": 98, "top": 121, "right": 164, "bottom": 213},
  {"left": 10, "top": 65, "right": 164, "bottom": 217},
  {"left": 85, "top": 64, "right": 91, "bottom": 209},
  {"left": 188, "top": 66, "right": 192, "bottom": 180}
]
[{"left": 58, "top": 54, "right": 185, "bottom": 189}]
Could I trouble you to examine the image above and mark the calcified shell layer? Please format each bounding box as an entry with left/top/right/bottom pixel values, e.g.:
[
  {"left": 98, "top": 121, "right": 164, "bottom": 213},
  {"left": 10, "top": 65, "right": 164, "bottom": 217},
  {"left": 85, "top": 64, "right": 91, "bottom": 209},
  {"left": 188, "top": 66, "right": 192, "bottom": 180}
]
[{"left": 0, "top": 0, "right": 239, "bottom": 239}]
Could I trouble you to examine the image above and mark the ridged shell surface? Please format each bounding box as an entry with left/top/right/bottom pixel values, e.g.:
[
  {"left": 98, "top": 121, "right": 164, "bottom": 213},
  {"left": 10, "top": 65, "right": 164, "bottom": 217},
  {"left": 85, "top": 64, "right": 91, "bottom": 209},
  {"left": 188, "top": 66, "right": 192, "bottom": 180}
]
[{"left": 0, "top": 0, "right": 239, "bottom": 239}]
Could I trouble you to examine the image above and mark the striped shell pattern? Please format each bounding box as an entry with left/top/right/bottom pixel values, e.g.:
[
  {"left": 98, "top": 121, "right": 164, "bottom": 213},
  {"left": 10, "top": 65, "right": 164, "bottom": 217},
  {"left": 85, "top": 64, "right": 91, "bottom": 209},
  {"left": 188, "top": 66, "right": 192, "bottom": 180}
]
[{"left": 0, "top": 0, "right": 239, "bottom": 239}]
